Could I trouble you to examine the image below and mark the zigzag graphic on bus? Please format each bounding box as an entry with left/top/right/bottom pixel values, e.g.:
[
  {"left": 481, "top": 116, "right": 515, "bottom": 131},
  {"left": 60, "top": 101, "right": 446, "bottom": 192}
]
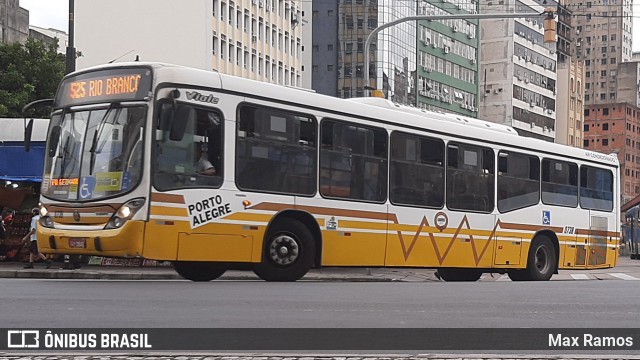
[{"left": 393, "top": 215, "right": 503, "bottom": 266}]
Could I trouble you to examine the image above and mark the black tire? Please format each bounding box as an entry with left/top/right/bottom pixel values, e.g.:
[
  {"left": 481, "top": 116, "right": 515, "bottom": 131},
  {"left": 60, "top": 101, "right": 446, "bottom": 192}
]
[
  {"left": 173, "top": 261, "right": 227, "bottom": 282},
  {"left": 516, "top": 236, "right": 556, "bottom": 281},
  {"left": 436, "top": 268, "right": 482, "bottom": 282},
  {"left": 507, "top": 270, "right": 528, "bottom": 281},
  {"left": 253, "top": 218, "right": 315, "bottom": 282}
]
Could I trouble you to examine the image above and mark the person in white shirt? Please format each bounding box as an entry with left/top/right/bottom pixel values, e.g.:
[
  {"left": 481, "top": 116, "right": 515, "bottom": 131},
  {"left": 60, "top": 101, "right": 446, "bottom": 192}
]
[
  {"left": 22, "top": 208, "right": 51, "bottom": 269},
  {"left": 195, "top": 144, "right": 216, "bottom": 176}
]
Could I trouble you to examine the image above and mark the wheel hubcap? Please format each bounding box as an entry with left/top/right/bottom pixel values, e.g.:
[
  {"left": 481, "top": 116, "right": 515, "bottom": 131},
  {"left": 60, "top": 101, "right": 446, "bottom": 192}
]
[
  {"left": 268, "top": 235, "right": 299, "bottom": 266},
  {"left": 535, "top": 245, "right": 551, "bottom": 273}
]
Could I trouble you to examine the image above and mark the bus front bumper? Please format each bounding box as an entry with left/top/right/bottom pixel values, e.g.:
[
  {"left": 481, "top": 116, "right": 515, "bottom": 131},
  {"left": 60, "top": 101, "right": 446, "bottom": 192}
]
[{"left": 36, "top": 221, "right": 145, "bottom": 258}]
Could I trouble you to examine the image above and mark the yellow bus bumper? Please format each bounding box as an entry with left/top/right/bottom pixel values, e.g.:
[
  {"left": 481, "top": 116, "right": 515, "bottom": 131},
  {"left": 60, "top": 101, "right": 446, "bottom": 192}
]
[{"left": 36, "top": 221, "right": 145, "bottom": 258}]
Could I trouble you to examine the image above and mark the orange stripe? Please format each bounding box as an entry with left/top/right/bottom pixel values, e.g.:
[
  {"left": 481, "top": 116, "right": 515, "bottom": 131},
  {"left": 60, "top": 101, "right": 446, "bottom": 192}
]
[{"left": 151, "top": 193, "right": 185, "bottom": 204}]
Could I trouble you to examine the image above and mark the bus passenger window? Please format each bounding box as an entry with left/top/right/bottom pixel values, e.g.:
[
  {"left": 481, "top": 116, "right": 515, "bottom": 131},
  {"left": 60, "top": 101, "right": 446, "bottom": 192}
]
[
  {"left": 389, "top": 132, "right": 444, "bottom": 208},
  {"left": 497, "top": 151, "right": 540, "bottom": 213},
  {"left": 319, "top": 119, "right": 387, "bottom": 202},
  {"left": 236, "top": 105, "right": 317, "bottom": 195},
  {"left": 446, "top": 143, "right": 494, "bottom": 212},
  {"left": 541, "top": 159, "right": 578, "bottom": 207}
]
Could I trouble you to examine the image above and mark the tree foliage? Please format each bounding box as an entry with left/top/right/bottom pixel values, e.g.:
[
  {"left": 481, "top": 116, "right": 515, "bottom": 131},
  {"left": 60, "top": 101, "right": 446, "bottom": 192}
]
[{"left": 0, "top": 38, "right": 65, "bottom": 117}]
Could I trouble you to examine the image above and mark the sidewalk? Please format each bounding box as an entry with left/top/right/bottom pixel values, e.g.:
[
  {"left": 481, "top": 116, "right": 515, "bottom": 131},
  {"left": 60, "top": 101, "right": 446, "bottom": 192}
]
[{"left": 0, "top": 261, "right": 440, "bottom": 282}]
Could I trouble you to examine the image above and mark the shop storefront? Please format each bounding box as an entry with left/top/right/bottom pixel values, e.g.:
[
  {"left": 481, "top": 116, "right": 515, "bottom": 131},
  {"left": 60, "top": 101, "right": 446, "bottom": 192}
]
[{"left": 0, "top": 118, "right": 48, "bottom": 262}]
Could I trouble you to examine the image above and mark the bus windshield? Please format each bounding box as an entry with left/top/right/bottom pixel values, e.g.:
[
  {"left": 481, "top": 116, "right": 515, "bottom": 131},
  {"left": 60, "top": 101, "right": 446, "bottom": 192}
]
[{"left": 42, "top": 105, "right": 146, "bottom": 201}]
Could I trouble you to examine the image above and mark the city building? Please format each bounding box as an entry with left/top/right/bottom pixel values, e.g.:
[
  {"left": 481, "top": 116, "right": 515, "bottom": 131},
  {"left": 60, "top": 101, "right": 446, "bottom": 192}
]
[
  {"left": 0, "top": 0, "right": 28, "bottom": 44},
  {"left": 478, "top": 0, "right": 557, "bottom": 141},
  {"left": 583, "top": 103, "right": 640, "bottom": 203},
  {"left": 310, "top": 0, "right": 479, "bottom": 116},
  {"left": 76, "top": 0, "right": 305, "bottom": 87},
  {"left": 417, "top": 0, "right": 479, "bottom": 115},
  {"left": 29, "top": 25, "right": 67, "bottom": 54},
  {"left": 555, "top": 59, "right": 585, "bottom": 147},
  {"left": 568, "top": 0, "right": 633, "bottom": 105},
  {"left": 616, "top": 61, "right": 640, "bottom": 107}
]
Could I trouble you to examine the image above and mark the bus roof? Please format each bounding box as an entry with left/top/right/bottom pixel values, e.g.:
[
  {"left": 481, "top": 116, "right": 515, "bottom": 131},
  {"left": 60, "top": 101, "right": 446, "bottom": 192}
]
[{"left": 67, "top": 62, "right": 620, "bottom": 168}]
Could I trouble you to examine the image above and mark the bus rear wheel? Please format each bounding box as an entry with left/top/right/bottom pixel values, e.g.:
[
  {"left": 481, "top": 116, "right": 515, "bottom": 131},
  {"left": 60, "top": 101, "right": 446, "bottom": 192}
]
[
  {"left": 510, "top": 236, "right": 556, "bottom": 281},
  {"left": 173, "top": 261, "right": 227, "bottom": 282},
  {"left": 253, "top": 219, "right": 315, "bottom": 282},
  {"left": 436, "top": 268, "right": 482, "bottom": 282}
]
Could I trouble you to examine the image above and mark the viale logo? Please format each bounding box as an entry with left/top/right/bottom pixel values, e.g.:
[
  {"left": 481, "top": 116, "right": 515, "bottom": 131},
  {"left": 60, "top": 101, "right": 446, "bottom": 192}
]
[{"left": 186, "top": 91, "right": 219, "bottom": 104}]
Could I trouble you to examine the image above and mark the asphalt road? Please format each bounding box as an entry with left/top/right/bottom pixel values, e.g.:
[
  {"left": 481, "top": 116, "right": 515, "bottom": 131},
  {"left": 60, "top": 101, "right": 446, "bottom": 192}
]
[{"left": 1, "top": 275, "right": 639, "bottom": 328}]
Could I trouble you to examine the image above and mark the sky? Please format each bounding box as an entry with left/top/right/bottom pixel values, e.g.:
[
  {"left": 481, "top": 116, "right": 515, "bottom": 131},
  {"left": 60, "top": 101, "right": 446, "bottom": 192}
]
[{"left": 17, "top": 0, "right": 640, "bottom": 52}]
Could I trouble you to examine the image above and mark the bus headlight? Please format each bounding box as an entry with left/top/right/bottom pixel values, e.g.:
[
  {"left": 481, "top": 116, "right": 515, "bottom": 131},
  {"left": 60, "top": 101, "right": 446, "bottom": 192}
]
[
  {"left": 39, "top": 216, "right": 54, "bottom": 228},
  {"left": 39, "top": 205, "right": 49, "bottom": 217},
  {"left": 105, "top": 198, "right": 145, "bottom": 230}
]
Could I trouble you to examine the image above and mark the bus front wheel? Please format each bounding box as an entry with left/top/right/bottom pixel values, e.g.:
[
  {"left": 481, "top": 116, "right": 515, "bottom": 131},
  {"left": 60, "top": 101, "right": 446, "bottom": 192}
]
[
  {"left": 436, "top": 268, "right": 482, "bottom": 282},
  {"left": 253, "top": 219, "right": 315, "bottom": 282},
  {"left": 173, "top": 261, "right": 227, "bottom": 282}
]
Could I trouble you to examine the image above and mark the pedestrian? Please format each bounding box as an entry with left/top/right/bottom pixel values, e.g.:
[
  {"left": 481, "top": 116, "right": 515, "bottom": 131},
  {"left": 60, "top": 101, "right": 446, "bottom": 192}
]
[{"left": 22, "top": 208, "right": 51, "bottom": 269}]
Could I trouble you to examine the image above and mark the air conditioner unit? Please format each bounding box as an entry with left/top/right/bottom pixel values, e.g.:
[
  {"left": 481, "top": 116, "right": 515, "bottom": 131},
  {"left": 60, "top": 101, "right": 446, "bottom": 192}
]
[
  {"left": 543, "top": 126, "right": 548, "bottom": 132},
  {"left": 259, "top": 0, "right": 264, "bottom": 7},
  {"left": 471, "top": 59, "right": 476, "bottom": 65},
  {"left": 471, "top": 107, "right": 477, "bottom": 112},
  {"left": 467, "top": 33, "right": 475, "bottom": 39},
  {"left": 252, "top": 34, "right": 257, "bottom": 42},
  {"left": 530, "top": 101, "right": 535, "bottom": 107},
  {"left": 453, "top": 26, "right": 458, "bottom": 32},
  {"left": 547, "top": 109, "right": 553, "bottom": 114},
  {"left": 530, "top": 122, "right": 535, "bottom": 128},
  {"left": 456, "top": 4, "right": 462, "bottom": 9},
  {"left": 443, "top": 46, "right": 450, "bottom": 54},
  {"left": 431, "top": 43, "right": 437, "bottom": 48},
  {"left": 524, "top": 78, "right": 529, "bottom": 83},
  {"left": 493, "top": 89, "right": 499, "bottom": 94}
]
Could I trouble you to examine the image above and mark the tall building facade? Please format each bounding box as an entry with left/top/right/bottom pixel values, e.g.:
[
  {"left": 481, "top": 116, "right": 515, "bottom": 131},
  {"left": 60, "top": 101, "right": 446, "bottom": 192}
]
[
  {"left": 311, "top": 0, "right": 479, "bottom": 116},
  {"left": 568, "top": 0, "right": 632, "bottom": 105},
  {"left": 478, "top": 0, "right": 557, "bottom": 141},
  {"left": 0, "top": 0, "right": 28, "bottom": 44},
  {"left": 76, "top": 0, "right": 305, "bottom": 87},
  {"left": 417, "top": 0, "right": 479, "bottom": 115},
  {"left": 583, "top": 103, "right": 640, "bottom": 203},
  {"left": 555, "top": 59, "right": 585, "bottom": 147}
]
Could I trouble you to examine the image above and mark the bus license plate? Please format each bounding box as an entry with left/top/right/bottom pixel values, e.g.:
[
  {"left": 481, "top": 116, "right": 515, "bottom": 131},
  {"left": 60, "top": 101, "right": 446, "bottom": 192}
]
[{"left": 69, "top": 238, "right": 86, "bottom": 248}]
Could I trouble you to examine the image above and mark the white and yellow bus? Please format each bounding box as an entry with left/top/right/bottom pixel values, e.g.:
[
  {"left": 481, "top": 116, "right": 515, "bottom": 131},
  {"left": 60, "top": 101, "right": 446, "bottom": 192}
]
[{"left": 28, "top": 62, "right": 620, "bottom": 281}]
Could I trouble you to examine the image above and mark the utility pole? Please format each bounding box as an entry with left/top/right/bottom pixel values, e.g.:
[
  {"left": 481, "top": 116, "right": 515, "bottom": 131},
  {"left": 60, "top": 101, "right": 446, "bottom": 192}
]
[
  {"left": 65, "top": 0, "right": 76, "bottom": 75},
  {"left": 364, "top": 10, "right": 557, "bottom": 96}
]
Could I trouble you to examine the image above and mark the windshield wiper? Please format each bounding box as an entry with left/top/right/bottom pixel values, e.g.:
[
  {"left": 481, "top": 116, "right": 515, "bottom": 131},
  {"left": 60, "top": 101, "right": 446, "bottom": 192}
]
[{"left": 89, "top": 103, "right": 119, "bottom": 175}]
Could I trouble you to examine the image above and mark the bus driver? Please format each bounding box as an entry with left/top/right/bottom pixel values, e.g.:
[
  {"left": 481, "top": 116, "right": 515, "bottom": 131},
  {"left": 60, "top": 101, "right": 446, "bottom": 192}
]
[{"left": 195, "top": 143, "right": 216, "bottom": 176}]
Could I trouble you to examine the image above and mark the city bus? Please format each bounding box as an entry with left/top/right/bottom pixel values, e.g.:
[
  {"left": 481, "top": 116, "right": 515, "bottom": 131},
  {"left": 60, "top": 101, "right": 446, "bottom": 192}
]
[
  {"left": 26, "top": 62, "right": 620, "bottom": 282},
  {"left": 623, "top": 205, "right": 640, "bottom": 259}
]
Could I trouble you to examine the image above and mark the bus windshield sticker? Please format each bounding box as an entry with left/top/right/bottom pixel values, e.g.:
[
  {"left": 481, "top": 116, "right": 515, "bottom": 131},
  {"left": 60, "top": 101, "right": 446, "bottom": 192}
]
[
  {"left": 184, "top": 194, "right": 235, "bottom": 228},
  {"left": 94, "top": 172, "right": 124, "bottom": 192}
]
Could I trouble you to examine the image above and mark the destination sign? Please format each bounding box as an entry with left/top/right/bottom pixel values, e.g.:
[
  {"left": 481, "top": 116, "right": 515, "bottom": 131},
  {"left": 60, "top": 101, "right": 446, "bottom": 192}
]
[{"left": 57, "top": 67, "right": 152, "bottom": 107}]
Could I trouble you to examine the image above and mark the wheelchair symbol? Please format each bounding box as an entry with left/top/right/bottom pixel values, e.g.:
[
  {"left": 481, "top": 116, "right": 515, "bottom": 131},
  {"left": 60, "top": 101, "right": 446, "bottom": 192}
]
[
  {"left": 79, "top": 177, "right": 95, "bottom": 199},
  {"left": 542, "top": 211, "right": 550, "bottom": 225}
]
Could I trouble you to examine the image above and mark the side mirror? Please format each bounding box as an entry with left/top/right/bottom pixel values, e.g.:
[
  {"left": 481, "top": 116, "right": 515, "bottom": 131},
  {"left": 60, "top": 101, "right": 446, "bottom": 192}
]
[
  {"left": 169, "top": 105, "right": 195, "bottom": 141},
  {"left": 24, "top": 119, "right": 34, "bottom": 152},
  {"left": 48, "top": 125, "right": 62, "bottom": 157}
]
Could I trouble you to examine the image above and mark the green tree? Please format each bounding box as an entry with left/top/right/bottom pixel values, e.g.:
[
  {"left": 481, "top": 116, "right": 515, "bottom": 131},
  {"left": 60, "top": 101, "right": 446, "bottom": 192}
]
[{"left": 0, "top": 38, "right": 65, "bottom": 117}]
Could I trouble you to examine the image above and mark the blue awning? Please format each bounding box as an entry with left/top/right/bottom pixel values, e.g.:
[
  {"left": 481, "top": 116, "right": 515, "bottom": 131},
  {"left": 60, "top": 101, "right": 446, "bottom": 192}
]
[{"left": 0, "top": 142, "right": 45, "bottom": 182}]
